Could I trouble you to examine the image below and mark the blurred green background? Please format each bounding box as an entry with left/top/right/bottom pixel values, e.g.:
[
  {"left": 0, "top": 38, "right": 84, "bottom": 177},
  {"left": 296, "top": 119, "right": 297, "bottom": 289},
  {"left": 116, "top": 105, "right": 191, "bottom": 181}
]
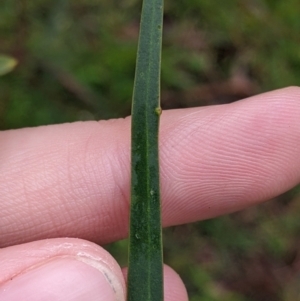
[{"left": 1, "top": 0, "right": 300, "bottom": 300}]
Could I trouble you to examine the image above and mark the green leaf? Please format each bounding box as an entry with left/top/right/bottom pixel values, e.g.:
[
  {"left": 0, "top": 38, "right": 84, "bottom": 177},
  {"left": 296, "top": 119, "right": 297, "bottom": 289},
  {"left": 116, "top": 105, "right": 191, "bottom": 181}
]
[
  {"left": 0, "top": 55, "right": 17, "bottom": 76},
  {"left": 127, "top": 0, "right": 164, "bottom": 301}
]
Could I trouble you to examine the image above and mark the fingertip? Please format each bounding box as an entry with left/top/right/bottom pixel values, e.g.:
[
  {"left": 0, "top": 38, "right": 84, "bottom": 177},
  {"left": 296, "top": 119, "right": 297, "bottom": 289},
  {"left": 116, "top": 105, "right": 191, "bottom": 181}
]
[
  {"left": 159, "top": 86, "right": 300, "bottom": 225},
  {"left": 0, "top": 238, "right": 126, "bottom": 301},
  {"left": 164, "top": 265, "right": 189, "bottom": 301}
]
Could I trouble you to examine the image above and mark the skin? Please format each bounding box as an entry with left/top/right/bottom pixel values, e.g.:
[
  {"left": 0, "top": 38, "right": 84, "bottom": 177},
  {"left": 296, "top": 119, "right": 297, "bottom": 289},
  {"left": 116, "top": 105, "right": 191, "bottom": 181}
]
[{"left": 0, "top": 87, "right": 299, "bottom": 300}]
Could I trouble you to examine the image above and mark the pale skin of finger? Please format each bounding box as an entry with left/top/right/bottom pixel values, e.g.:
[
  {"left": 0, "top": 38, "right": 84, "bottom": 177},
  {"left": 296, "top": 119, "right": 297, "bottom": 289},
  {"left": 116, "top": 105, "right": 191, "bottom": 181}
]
[
  {"left": 0, "top": 87, "right": 300, "bottom": 248},
  {"left": 0, "top": 238, "right": 188, "bottom": 301},
  {"left": 0, "top": 238, "right": 126, "bottom": 301}
]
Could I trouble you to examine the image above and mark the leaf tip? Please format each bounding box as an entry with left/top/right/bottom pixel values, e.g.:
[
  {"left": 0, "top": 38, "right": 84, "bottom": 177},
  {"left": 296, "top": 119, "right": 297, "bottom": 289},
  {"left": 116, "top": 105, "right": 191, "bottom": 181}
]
[{"left": 0, "top": 55, "right": 18, "bottom": 76}]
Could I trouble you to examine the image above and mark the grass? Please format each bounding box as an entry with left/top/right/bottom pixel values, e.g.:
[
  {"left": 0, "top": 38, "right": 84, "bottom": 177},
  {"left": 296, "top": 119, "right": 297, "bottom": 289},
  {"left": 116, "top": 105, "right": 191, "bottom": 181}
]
[
  {"left": 1, "top": 1, "right": 300, "bottom": 300},
  {"left": 127, "top": 0, "right": 163, "bottom": 300}
]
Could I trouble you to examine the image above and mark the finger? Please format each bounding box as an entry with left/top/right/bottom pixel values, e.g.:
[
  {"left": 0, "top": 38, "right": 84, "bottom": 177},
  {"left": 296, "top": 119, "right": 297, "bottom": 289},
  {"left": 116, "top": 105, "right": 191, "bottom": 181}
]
[
  {"left": 163, "top": 265, "right": 188, "bottom": 301},
  {"left": 0, "top": 238, "right": 188, "bottom": 301},
  {"left": 0, "top": 238, "right": 125, "bottom": 301},
  {"left": 122, "top": 266, "right": 188, "bottom": 301},
  {"left": 1, "top": 87, "right": 300, "bottom": 246}
]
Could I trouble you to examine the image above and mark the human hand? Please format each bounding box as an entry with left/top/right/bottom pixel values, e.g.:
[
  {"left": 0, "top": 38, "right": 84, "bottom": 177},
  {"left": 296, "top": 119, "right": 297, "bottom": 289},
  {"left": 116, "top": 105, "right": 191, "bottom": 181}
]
[{"left": 0, "top": 87, "right": 299, "bottom": 300}]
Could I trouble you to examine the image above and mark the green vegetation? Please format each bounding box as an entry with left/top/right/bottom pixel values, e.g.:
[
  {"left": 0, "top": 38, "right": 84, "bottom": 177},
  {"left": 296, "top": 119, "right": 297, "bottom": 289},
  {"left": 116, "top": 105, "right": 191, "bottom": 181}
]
[
  {"left": 2, "top": 1, "right": 300, "bottom": 129},
  {"left": 1, "top": 1, "right": 300, "bottom": 300},
  {"left": 127, "top": 0, "right": 163, "bottom": 300}
]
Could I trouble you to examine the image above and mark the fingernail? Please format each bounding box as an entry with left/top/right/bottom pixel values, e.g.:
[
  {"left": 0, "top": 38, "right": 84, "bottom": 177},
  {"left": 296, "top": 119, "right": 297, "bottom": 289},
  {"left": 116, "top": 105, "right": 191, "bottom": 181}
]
[{"left": 0, "top": 257, "right": 124, "bottom": 301}]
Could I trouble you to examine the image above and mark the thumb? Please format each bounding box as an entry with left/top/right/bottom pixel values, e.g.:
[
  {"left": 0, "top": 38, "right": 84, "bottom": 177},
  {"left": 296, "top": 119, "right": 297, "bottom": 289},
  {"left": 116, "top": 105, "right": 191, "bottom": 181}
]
[{"left": 0, "top": 238, "right": 126, "bottom": 301}]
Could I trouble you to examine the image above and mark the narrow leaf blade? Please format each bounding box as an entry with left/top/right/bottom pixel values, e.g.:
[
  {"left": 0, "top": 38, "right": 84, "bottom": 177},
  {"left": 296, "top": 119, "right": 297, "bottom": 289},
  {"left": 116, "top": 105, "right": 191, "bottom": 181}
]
[{"left": 127, "top": 0, "right": 164, "bottom": 301}]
